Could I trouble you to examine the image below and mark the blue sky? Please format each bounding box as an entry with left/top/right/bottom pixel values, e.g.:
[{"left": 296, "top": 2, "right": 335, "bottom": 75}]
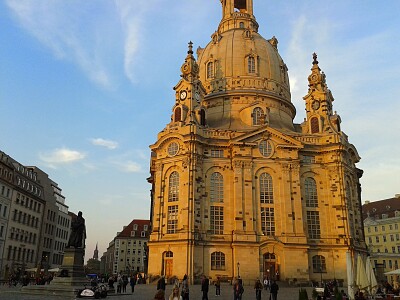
[{"left": 1, "top": 0, "right": 399, "bottom": 260}]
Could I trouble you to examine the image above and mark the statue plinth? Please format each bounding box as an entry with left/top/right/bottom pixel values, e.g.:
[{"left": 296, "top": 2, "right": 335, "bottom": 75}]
[{"left": 22, "top": 247, "right": 88, "bottom": 297}]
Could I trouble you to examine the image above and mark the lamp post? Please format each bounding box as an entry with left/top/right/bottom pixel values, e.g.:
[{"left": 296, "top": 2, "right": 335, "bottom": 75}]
[
  {"left": 237, "top": 262, "right": 240, "bottom": 278},
  {"left": 319, "top": 266, "right": 323, "bottom": 287}
]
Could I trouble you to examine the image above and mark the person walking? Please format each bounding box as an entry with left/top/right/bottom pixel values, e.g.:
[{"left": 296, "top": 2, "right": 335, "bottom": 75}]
[
  {"left": 254, "top": 279, "right": 263, "bottom": 300},
  {"left": 270, "top": 280, "right": 279, "bottom": 300},
  {"left": 263, "top": 277, "right": 270, "bottom": 290},
  {"left": 157, "top": 276, "right": 166, "bottom": 291},
  {"left": 215, "top": 276, "right": 221, "bottom": 296},
  {"left": 233, "top": 278, "right": 244, "bottom": 300},
  {"left": 130, "top": 275, "right": 136, "bottom": 294},
  {"left": 181, "top": 274, "right": 189, "bottom": 300},
  {"left": 201, "top": 275, "right": 209, "bottom": 300}
]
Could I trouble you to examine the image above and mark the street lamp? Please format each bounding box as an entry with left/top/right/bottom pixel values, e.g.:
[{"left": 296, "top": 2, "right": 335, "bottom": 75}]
[
  {"left": 319, "top": 267, "right": 323, "bottom": 287},
  {"left": 237, "top": 262, "right": 240, "bottom": 278}
]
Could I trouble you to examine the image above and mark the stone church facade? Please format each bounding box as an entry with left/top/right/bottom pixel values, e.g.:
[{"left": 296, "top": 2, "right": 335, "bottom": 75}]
[{"left": 147, "top": 0, "right": 366, "bottom": 284}]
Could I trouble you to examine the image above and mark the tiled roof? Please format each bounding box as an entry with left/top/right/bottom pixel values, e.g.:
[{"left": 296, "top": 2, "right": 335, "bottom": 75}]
[
  {"left": 116, "top": 219, "right": 150, "bottom": 239},
  {"left": 362, "top": 196, "right": 400, "bottom": 220}
]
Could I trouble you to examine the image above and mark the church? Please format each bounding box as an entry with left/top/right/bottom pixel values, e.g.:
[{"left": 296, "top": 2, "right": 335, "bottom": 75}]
[{"left": 147, "top": 0, "right": 367, "bottom": 284}]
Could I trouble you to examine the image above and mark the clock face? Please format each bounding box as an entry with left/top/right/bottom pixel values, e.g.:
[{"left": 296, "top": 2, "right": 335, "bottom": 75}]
[
  {"left": 312, "top": 100, "right": 320, "bottom": 110},
  {"left": 180, "top": 90, "right": 187, "bottom": 100}
]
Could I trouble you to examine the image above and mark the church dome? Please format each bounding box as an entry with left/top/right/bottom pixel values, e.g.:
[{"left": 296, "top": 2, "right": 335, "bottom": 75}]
[{"left": 196, "top": 0, "right": 295, "bottom": 130}]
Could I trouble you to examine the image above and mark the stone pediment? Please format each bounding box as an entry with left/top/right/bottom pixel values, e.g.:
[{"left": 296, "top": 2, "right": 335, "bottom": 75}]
[
  {"left": 230, "top": 127, "right": 303, "bottom": 149},
  {"left": 363, "top": 216, "right": 378, "bottom": 226}
]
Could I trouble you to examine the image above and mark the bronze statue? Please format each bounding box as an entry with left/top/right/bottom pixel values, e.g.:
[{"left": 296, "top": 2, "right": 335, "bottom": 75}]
[{"left": 67, "top": 211, "right": 86, "bottom": 248}]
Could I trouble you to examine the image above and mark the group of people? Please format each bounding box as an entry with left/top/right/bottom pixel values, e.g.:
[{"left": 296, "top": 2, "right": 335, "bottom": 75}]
[
  {"left": 107, "top": 273, "right": 138, "bottom": 294},
  {"left": 153, "top": 275, "right": 280, "bottom": 300}
]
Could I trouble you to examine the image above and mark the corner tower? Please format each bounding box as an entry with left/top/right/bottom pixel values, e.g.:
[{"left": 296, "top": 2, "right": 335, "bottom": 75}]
[{"left": 148, "top": 0, "right": 366, "bottom": 286}]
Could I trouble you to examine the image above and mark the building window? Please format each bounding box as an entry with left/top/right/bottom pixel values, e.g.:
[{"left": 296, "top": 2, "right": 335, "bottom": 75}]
[
  {"left": 210, "top": 172, "right": 223, "bottom": 203},
  {"left": 168, "top": 142, "right": 179, "bottom": 157},
  {"left": 133, "top": 224, "right": 138, "bottom": 230},
  {"left": 207, "top": 62, "right": 214, "bottom": 79},
  {"left": 259, "top": 140, "right": 273, "bottom": 157},
  {"left": 167, "top": 205, "right": 178, "bottom": 234},
  {"left": 311, "top": 117, "right": 319, "bottom": 133},
  {"left": 307, "top": 211, "right": 321, "bottom": 239},
  {"left": 141, "top": 231, "right": 146, "bottom": 237},
  {"left": 211, "top": 251, "right": 225, "bottom": 270},
  {"left": 261, "top": 207, "right": 275, "bottom": 236},
  {"left": 260, "top": 173, "right": 273, "bottom": 204},
  {"left": 252, "top": 107, "right": 263, "bottom": 125},
  {"left": 168, "top": 172, "right": 179, "bottom": 202},
  {"left": 248, "top": 56, "right": 256, "bottom": 74},
  {"left": 312, "top": 255, "right": 326, "bottom": 273},
  {"left": 200, "top": 109, "right": 206, "bottom": 126},
  {"left": 210, "top": 150, "right": 223, "bottom": 158},
  {"left": 174, "top": 107, "right": 181, "bottom": 122},
  {"left": 305, "top": 177, "right": 318, "bottom": 207},
  {"left": 210, "top": 206, "right": 224, "bottom": 234}
]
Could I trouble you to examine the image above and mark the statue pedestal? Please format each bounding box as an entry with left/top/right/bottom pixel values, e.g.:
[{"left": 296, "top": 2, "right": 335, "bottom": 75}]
[{"left": 22, "top": 247, "right": 88, "bottom": 297}]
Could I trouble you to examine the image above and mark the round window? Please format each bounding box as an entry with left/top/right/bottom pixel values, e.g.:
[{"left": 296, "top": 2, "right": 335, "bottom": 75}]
[
  {"left": 259, "top": 140, "right": 273, "bottom": 157},
  {"left": 167, "top": 142, "right": 179, "bottom": 156}
]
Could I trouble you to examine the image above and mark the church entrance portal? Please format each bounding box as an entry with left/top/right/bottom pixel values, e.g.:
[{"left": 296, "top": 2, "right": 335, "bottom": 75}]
[
  {"left": 264, "top": 252, "right": 278, "bottom": 280},
  {"left": 163, "top": 251, "right": 173, "bottom": 278}
]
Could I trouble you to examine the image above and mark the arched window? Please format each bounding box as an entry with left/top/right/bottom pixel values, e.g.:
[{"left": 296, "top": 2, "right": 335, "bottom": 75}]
[
  {"left": 305, "top": 177, "right": 318, "bottom": 207},
  {"left": 260, "top": 173, "right": 273, "bottom": 204},
  {"left": 248, "top": 56, "right": 256, "bottom": 74},
  {"left": 261, "top": 207, "right": 275, "bottom": 236},
  {"left": 239, "top": 22, "right": 245, "bottom": 28},
  {"left": 210, "top": 172, "right": 223, "bottom": 202},
  {"left": 312, "top": 255, "right": 326, "bottom": 273},
  {"left": 174, "top": 107, "right": 181, "bottom": 122},
  {"left": 311, "top": 117, "right": 319, "bottom": 133},
  {"left": 211, "top": 251, "right": 225, "bottom": 270},
  {"left": 252, "top": 107, "right": 263, "bottom": 125},
  {"left": 207, "top": 62, "right": 214, "bottom": 79},
  {"left": 200, "top": 109, "right": 206, "bottom": 126},
  {"left": 168, "top": 172, "right": 179, "bottom": 202}
]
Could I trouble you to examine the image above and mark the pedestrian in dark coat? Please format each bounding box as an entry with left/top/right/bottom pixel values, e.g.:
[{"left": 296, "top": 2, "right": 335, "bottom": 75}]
[
  {"left": 130, "top": 275, "right": 136, "bottom": 293},
  {"left": 157, "top": 276, "right": 166, "bottom": 291},
  {"left": 254, "top": 279, "right": 263, "bottom": 300},
  {"left": 270, "top": 280, "right": 279, "bottom": 300},
  {"left": 201, "top": 275, "right": 209, "bottom": 300}
]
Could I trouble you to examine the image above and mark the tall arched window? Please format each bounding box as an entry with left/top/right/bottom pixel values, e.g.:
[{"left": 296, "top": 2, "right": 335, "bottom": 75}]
[
  {"left": 248, "top": 56, "right": 256, "bottom": 74},
  {"left": 311, "top": 117, "right": 319, "bottom": 133},
  {"left": 211, "top": 251, "right": 225, "bottom": 270},
  {"left": 252, "top": 107, "right": 263, "bottom": 125},
  {"left": 260, "top": 173, "right": 273, "bottom": 204},
  {"left": 168, "top": 172, "right": 179, "bottom": 202},
  {"left": 305, "top": 177, "right": 318, "bottom": 207},
  {"left": 207, "top": 62, "right": 214, "bottom": 79},
  {"left": 312, "top": 255, "right": 326, "bottom": 273},
  {"left": 174, "top": 107, "right": 181, "bottom": 122},
  {"left": 210, "top": 172, "right": 223, "bottom": 202}
]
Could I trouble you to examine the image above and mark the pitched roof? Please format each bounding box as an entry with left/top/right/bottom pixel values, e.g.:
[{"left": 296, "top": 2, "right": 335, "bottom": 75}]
[
  {"left": 362, "top": 196, "right": 400, "bottom": 220},
  {"left": 116, "top": 219, "right": 151, "bottom": 239}
]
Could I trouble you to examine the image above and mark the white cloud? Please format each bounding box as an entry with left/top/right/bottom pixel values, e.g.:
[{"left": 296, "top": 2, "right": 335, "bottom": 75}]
[
  {"left": 114, "top": 1, "right": 152, "bottom": 84},
  {"left": 118, "top": 160, "right": 142, "bottom": 173},
  {"left": 5, "top": 0, "right": 117, "bottom": 88},
  {"left": 91, "top": 138, "right": 118, "bottom": 150},
  {"left": 39, "top": 148, "right": 86, "bottom": 168}
]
